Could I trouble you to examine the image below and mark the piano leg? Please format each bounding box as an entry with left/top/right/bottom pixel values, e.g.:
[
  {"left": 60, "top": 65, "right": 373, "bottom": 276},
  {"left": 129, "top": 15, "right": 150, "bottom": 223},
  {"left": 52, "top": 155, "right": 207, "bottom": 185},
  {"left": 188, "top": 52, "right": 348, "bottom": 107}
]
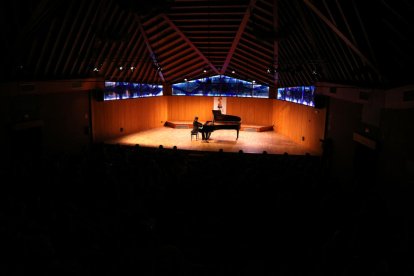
[
  {"left": 200, "top": 131, "right": 211, "bottom": 141},
  {"left": 236, "top": 129, "right": 239, "bottom": 140}
]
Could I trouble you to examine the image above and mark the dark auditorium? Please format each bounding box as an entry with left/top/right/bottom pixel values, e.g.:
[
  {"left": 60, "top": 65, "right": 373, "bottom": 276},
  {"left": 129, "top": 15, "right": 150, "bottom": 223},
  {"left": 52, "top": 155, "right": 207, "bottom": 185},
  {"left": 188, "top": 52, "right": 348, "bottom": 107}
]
[{"left": 1, "top": 1, "right": 414, "bottom": 275}]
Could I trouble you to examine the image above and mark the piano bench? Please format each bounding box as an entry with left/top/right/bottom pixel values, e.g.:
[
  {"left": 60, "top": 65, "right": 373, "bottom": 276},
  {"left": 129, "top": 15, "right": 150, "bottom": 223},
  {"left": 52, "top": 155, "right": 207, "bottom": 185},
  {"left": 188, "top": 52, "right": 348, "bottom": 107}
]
[{"left": 191, "top": 130, "right": 199, "bottom": 140}]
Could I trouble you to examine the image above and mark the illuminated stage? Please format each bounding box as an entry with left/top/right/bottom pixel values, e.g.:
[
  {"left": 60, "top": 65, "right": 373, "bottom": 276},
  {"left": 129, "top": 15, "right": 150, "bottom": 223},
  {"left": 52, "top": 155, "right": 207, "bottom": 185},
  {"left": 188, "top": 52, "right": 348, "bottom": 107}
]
[{"left": 106, "top": 126, "right": 319, "bottom": 156}]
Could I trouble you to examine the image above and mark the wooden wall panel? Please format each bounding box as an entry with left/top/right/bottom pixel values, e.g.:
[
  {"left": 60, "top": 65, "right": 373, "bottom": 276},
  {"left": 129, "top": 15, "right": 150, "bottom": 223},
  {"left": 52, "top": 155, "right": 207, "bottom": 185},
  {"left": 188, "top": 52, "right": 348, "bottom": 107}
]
[
  {"left": 167, "top": 96, "right": 214, "bottom": 122},
  {"left": 38, "top": 92, "right": 91, "bottom": 154},
  {"left": 92, "top": 95, "right": 326, "bottom": 154},
  {"left": 167, "top": 96, "right": 273, "bottom": 125},
  {"left": 226, "top": 97, "right": 273, "bottom": 125},
  {"left": 92, "top": 96, "right": 168, "bottom": 142},
  {"left": 272, "top": 100, "right": 326, "bottom": 154}
]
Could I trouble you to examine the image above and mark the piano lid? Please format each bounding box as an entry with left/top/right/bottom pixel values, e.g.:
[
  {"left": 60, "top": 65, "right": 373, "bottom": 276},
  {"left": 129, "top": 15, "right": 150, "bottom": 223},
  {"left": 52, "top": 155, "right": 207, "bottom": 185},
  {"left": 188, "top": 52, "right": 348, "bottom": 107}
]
[{"left": 212, "top": 110, "right": 241, "bottom": 122}]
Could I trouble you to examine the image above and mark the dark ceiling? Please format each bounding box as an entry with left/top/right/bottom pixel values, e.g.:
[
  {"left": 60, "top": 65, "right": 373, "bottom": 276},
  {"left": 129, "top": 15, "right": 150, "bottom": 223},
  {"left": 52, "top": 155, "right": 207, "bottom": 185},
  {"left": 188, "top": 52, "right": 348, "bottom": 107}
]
[{"left": 1, "top": 0, "right": 414, "bottom": 88}]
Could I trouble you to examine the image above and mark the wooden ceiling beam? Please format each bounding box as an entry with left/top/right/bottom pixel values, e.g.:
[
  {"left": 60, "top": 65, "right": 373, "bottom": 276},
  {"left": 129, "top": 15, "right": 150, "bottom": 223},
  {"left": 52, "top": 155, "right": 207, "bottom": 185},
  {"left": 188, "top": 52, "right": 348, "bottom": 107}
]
[
  {"left": 69, "top": 0, "right": 104, "bottom": 75},
  {"left": 162, "top": 13, "right": 220, "bottom": 75},
  {"left": 352, "top": 0, "right": 377, "bottom": 65},
  {"left": 78, "top": 1, "right": 117, "bottom": 75},
  {"left": 221, "top": 0, "right": 257, "bottom": 74},
  {"left": 162, "top": 52, "right": 200, "bottom": 71},
  {"left": 273, "top": 0, "right": 279, "bottom": 88},
  {"left": 90, "top": 5, "right": 122, "bottom": 77},
  {"left": 160, "top": 47, "right": 193, "bottom": 65},
  {"left": 170, "top": 62, "right": 212, "bottom": 83},
  {"left": 166, "top": 12, "right": 245, "bottom": 16},
  {"left": 304, "top": 0, "right": 382, "bottom": 78},
  {"left": 129, "top": 40, "right": 149, "bottom": 81},
  {"left": 107, "top": 13, "right": 136, "bottom": 79},
  {"left": 136, "top": 15, "right": 165, "bottom": 82},
  {"left": 231, "top": 57, "right": 269, "bottom": 83},
  {"left": 116, "top": 34, "right": 142, "bottom": 82},
  {"left": 62, "top": 0, "right": 96, "bottom": 74},
  {"left": 34, "top": 18, "right": 56, "bottom": 75},
  {"left": 45, "top": 0, "right": 76, "bottom": 75},
  {"left": 55, "top": 0, "right": 87, "bottom": 75}
]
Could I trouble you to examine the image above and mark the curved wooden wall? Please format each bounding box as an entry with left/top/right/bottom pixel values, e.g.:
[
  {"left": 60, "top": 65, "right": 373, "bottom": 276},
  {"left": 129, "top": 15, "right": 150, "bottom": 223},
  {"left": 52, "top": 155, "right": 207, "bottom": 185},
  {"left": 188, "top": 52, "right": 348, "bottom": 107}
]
[
  {"left": 92, "top": 96, "right": 168, "bottom": 142},
  {"left": 166, "top": 96, "right": 214, "bottom": 122},
  {"left": 166, "top": 96, "right": 273, "bottom": 125},
  {"left": 226, "top": 97, "right": 273, "bottom": 125},
  {"left": 92, "top": 95, "right": 326, "bottom": 154},
  {"left": 272, "top": 100, "right": 326, "bottom": 154}
]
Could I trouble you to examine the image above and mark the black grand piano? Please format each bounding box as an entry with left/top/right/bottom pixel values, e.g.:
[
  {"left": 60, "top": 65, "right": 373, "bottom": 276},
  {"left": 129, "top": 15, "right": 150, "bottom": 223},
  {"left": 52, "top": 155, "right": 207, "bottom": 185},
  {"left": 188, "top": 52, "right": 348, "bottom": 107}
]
[{"left": 200, "top": 110, "right": 241, "bottom": 140}]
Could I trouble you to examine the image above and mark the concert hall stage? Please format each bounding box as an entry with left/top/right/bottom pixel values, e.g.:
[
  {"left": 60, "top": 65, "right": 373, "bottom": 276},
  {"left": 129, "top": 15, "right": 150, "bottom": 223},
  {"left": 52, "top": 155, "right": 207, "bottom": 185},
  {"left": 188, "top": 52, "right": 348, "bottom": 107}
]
[
  {"left": 164, "top": 121, "right": 274, "bottom": 132},
  {"left": 106, "top": 125, "right": 319, "bottom": 156}
]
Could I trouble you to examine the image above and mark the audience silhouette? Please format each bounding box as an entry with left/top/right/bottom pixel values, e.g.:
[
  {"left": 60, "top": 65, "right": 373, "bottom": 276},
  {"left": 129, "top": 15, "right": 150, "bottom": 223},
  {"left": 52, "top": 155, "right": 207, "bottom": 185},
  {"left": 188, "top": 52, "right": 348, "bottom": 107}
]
[{"left": 2, "top": 143, "right": 408, "bottom": 275}]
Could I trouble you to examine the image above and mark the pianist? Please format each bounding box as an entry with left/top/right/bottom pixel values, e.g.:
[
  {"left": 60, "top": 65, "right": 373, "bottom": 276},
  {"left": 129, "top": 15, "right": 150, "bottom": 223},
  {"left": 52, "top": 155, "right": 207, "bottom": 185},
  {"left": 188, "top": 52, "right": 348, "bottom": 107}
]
[{"left": 193, "top": 116, "right": 208, "bottom": 141}]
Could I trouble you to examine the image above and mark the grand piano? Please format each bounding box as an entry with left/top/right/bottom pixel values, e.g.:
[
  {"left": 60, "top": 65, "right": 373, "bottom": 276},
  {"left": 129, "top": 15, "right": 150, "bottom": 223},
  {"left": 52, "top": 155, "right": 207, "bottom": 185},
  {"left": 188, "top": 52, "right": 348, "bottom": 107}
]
[{"left": 200, "top": 110, "right": 241, "bottom": 140}]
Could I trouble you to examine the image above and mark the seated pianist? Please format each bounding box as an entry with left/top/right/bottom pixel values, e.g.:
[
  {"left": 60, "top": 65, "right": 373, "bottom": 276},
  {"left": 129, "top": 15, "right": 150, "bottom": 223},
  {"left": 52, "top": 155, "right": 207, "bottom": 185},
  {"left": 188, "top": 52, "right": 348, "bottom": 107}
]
[{"left": 193, "top": 116, "right": 209, "bottom": 141}]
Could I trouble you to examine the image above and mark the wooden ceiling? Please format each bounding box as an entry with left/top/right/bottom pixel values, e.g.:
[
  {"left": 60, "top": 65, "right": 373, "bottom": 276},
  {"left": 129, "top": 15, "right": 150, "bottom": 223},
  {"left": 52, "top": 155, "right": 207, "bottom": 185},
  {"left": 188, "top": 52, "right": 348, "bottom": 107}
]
[{"left": 1, "top": 0, "right": 414, "bottom": 88}]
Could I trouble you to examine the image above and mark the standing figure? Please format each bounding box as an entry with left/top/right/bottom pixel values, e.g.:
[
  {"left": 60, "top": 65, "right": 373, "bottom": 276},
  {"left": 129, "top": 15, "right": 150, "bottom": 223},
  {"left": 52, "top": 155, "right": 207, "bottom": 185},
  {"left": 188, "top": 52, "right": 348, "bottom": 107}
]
[{"left": 217, "top": 96, "right": 223, "bottom": 110}]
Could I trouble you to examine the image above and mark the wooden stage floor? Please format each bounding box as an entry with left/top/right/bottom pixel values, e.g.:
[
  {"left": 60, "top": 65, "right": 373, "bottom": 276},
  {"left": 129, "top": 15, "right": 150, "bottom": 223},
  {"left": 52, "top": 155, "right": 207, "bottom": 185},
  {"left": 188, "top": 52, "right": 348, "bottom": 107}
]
[{"left": 106, "top": 126, "right": 320, "bottom": 156}]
